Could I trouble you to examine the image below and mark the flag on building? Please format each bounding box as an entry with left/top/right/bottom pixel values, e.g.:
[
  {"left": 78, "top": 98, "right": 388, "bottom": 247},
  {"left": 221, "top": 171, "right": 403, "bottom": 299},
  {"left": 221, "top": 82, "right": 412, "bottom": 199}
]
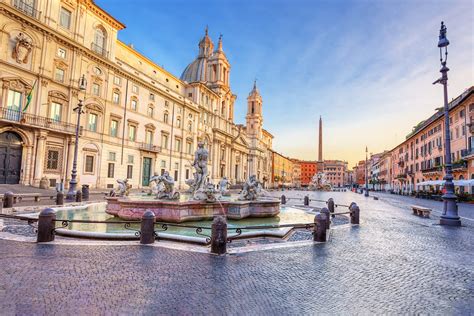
[{"left": 23, "top": 79, "right": 37, "bottom": 113}]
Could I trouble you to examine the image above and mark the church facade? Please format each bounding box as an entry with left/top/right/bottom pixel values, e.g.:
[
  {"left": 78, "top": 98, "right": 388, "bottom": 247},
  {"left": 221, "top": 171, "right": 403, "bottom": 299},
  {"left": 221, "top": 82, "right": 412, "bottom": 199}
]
[{"left": 0, "top": 0, "right": 273, "bottom": 189}]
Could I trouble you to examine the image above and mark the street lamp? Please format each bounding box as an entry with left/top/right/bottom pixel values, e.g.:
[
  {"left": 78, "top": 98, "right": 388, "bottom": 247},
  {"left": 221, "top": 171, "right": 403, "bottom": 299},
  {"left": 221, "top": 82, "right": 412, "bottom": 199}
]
[
  {"left": 434, "top": 22, "right": 461, "bottom": 226},
  {"left": 365, "top": 146, "right": 369, "bottom": 197},
  {"left": 66, "top": 74, "right": 87, "bottom": 200}
]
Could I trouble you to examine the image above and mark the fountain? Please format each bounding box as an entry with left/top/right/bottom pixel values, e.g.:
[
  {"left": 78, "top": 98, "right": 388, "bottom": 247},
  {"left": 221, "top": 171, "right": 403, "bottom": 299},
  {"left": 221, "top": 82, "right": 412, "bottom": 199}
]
[
  {"left": 309, "top": 172, "right": 332, "bottom": 191},
  {"left": 105, "top": 142, "right": 280, "bottom": 222}
]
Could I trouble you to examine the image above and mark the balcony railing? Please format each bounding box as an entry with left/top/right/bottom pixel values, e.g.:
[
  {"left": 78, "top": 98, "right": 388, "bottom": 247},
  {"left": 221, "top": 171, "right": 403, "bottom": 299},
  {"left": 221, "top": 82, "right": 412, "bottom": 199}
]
[
  {"left": 452, "top": 161, "right": 467, "bottom": 170},
  {"left": 421, "top": 166, "right": 442, "bottom": 174},
  {"left": 12, "top": 0, "right": 40, "bottom": 19},
  {"left": 138, "top": 142, "right": 161, "bottom": 153},
  {"left": 461, "top": 149, "right": 474, "bottom": 158},
  {"left": 0, "top": 108, "right": 76, "bottom": 134},
  {"left": 91, "top": 43, "right": 108, "bottom": 58}
]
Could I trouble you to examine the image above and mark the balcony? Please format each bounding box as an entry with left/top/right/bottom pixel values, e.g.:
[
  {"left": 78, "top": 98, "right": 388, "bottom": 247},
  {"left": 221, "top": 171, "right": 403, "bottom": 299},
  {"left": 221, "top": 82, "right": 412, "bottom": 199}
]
[
  {"left": 395, "top": 173, "right": 407, "bottom": 180},
  {"left": 12, "top": 0, "right": 41, "bottom": 19},
  {"left": 461, "top": 149, "right": 474, "bottom": 159},
  {"left": 0, "top": 107, "right": 75, "bottom": 134},
  {"left": 452, "top": 160, "right": 467, "bottom": 171},
  {"left": 138, "top": 142, "right": 161, "bottom": 153},
  {"left": 91, "top": 43, "right": 108, "bottom": 58},
  {"left": 421, "top": 166, "right": 443, "bottom": 174}
]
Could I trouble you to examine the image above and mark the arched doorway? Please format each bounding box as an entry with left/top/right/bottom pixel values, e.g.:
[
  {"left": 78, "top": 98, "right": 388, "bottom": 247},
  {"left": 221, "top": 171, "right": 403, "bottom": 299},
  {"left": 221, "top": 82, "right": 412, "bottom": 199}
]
[{"left": 0, "top": 131, "right": 23, "bottom": 184}]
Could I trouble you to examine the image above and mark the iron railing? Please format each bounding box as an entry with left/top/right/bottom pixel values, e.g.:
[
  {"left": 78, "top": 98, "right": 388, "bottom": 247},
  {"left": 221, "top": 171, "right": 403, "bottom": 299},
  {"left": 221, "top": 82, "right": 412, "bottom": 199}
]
[
  {"left": 0, "top": 108, "right": 76, "bottom": 134},
  {"left": 12, "top": 0, "right": 40, "bottom": 19},
  {"left": 138, "top": 142, "right": 161, "bottom": 153},
  {"left": 91, "top": 43, "right": 108, "bottom": 58}
]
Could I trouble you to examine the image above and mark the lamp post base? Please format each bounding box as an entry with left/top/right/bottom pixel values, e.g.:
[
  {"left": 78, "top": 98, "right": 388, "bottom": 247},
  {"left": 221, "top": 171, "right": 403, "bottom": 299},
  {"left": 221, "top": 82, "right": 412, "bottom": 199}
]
[
  {"left": 440, "top": 215, "right": 461, "bottom": 226},
  {"left": 66, "top": 190, "right": 76, "bottom": 201}
]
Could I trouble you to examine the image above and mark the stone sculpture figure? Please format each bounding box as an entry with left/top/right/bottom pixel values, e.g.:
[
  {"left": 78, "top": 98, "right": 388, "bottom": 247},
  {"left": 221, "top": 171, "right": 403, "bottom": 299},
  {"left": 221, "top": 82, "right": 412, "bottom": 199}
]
[
  {"left": 186, "top": 142, "right": 217, "bottom": 202},
  {"left": 238, "top": 175, "right": 260, "bottom": 201},
  {"left": 111, "top": 179, "right": 131, "bottom": 197},
  {"left": 309, "top": 172, "right": 332, "bottom": 191},
  {"left": 13, "top": 33, "right": 32, "bottom": 64},
  {"left": 218, "top": 177, "right": 230, "bottom": 196},
  {"left": 148, "top": 172, "right": 160, "bottom": 196},
  {"left": 154, "top": 171, "right": 180, "bottom": 200}
]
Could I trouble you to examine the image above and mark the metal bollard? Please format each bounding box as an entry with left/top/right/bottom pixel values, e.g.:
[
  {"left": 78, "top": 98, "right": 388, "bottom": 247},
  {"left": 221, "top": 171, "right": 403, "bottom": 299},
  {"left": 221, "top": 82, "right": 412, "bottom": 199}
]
[
  {"left": 75, "top": 190, "right": 82, "bottom": 202},
  {"left": 3, "top": 191, "right": 14, "bottom": 208},
  {"left": 37, "top": 208, "right": 56, "bottom": 242},
  {"left": 304, "top": 195, "right": 309, "bottom": 206},
  {"left": 327, "top": 198, "right": 335, "bottom": 218},
  {"left": 281, "top": 195, "right": 286, "bottom": 205},
  {"left": 211, "top": 216, "right": 227, "bottom": 255},
  {"left": 82, "top": 184, "right": 90, "bottom": 200},
  {"left": 350, "top": 203, "right": 360, "bottom": 225},
  {"left": 56, "top": 191, "right": 64, "bottom": 206},
  {"left": 320, "top": 207, "right": 331, "bottom": 230},
  {"left": 313, "top": 213, "right": 327, "bottom": 242},
  {"left": 140, "top": 210, "right": 156, "bottom": 244}
]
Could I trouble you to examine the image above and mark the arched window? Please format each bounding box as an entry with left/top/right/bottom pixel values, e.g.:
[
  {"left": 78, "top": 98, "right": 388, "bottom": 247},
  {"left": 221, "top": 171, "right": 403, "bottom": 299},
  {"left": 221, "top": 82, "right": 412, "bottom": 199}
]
[
  {"left": 163, "top": 111, "right": 169, "bottom": 124},
  {"left": 176, "top": 118, "right": 181, "bottom": 128},
  {"left": 93, "top": 26, "right": 107, "bottom": 55}
]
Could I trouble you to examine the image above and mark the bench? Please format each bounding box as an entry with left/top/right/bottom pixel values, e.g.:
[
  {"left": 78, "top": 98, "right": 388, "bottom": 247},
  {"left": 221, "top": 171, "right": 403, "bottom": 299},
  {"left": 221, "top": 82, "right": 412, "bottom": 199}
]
[{"left": 411, "top": 205, "right": 431, "bottom": 218}]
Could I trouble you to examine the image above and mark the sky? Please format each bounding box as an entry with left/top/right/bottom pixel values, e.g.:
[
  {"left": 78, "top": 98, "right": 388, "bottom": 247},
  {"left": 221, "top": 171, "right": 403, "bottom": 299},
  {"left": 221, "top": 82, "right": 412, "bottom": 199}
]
[{"left": 97, "top": 0, "right": 473, "bottom": 167}]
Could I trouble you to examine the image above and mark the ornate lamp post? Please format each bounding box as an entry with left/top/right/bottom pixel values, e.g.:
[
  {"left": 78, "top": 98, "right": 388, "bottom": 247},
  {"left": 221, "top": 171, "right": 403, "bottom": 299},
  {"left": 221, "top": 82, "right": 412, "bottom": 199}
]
[
  {"left": 365, "top": 146, "right": 369, "bottom": 197},
  {"left": 434, "top": 22, "right": 461, "bottom": 226},
  {"left": 66, "top": 75, "right": 87, "bottom": 200}
]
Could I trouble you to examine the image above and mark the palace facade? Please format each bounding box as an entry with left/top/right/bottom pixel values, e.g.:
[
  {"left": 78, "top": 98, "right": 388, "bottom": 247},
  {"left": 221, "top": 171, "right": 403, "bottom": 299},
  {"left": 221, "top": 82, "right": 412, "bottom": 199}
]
[{"left": 0, "top": 0, "right": 273, "bottom": 189}]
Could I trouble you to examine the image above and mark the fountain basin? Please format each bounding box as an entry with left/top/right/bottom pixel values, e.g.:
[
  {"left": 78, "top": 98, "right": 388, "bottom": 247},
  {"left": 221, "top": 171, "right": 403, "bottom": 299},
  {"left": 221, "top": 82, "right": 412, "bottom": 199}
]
[{"left": 105, "top": 197, "right": 280, "bottom": 222}]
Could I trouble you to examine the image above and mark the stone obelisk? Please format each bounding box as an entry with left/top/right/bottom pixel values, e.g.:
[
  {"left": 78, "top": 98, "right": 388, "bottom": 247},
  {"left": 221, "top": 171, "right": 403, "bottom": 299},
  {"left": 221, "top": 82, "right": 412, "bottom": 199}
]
[{"left": 317, "top": 116, "right": 324, "bottom": 172}]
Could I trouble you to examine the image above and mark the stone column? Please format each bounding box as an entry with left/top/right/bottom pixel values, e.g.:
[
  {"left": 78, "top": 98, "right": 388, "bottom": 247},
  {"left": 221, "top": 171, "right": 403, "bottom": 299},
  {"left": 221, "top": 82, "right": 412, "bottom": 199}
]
[
  {"left": 33, "top": 131, "right": 48, "bottom": 186},
  {"left": 21, "top": 145, "right": 34, "bottom": 185}
]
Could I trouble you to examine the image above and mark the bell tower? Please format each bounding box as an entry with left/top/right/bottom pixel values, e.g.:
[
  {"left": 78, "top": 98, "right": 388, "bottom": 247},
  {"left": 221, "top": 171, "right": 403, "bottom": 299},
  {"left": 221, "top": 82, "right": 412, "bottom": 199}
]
[{"left": 246, "top": 80, "right": 263, "bottom": 138}]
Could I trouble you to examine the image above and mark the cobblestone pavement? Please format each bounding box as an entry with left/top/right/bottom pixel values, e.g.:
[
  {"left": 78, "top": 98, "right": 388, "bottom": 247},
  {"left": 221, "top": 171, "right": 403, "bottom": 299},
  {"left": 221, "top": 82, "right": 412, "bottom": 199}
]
[{"left": 0, "top": 190, "right": 473, "bottom": 315}]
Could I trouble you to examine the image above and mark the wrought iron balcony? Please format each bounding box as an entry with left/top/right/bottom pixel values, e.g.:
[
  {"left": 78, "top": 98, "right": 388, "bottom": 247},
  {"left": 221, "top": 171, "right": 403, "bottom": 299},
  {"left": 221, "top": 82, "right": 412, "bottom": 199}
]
[
  {"left": 138, "top": 142, "right": 161, "bottom": 153},
  {"left": 421, "top": 166, "right": 443, "bottom": 174},
  {"left": 452, "top": 161, "right": 467, "bottom": 170},
  {"left": 91, "top": 43, "right": 108, "bottom": 58},
  {"left": 0, "top": 108, "right": 76, "bottom": 134},
  {"left": 461, "top": 149, "right": 474, "bottom": 158},
  {"left": 12, "top": 0, "right": 40, "bottom": 19}
]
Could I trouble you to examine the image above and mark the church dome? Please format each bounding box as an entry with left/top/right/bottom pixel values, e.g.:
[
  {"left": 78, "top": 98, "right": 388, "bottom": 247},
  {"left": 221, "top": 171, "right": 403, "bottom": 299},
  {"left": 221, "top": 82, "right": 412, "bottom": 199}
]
[{"left": 180, "top": 57, "right": 208, "bottom": 83}]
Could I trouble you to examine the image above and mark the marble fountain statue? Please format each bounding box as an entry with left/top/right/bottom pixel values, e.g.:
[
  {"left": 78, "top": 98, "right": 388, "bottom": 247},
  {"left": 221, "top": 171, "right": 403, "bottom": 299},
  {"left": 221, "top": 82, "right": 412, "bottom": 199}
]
[
  {"left": 309, "top": 172, "right": 332, "bottom": 191},
  {"left": 105, "top": 142, "right": 280, "bottom": 223}
]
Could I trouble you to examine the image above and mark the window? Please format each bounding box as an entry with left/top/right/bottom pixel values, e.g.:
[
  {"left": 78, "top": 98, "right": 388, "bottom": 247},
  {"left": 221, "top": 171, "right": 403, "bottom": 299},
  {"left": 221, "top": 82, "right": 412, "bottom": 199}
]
[
  {"left": 174, "top": 170, "right": 178, "bottom": 181},
  {"left": 160, "top": 160, "right": 166, "bottom": 168},
  {"left": 114, "top": 76, "right": 121, "bottom": 85},
  {"left": 59, "top": 7, "right": 72, "bottom": 29},
  {"left": 132, "top": 85, "right": 139, "bottom": 94},
  {"left": 46, "top": 150, "right": 60, "bottom": 170},
  {"left": 110, "top": 119, "right": 118, "bottom": 137},
  {"left": 163, "top": 112, "right": 169, "bottom": 123},
  {"left": 127, "top": 165, "right": 133, "bottom": 179},
  {"left": 57, "top": 48, "right": 66, "bottom": 59},
  {"left": 161, "top": 134, "right": 168, "bottom": 149},
  {"left": 131, "top": 99, "right": 137, "bottom": 111},
  {"left": 186, "top": 142, "right": 192, "bottom": 154},
  {"left": 145, "top": 130, "right": 153, "bottom": 144},
  {"left": 112, "top": 92, "right": 120, "bottom": 104},
  {"left": 93, "top": 67, "right": 102, "bottom": 75},
  {"left": 127, "top": 155, "right": 134, "bottom": 164},
  {"left": 49, "top": 102, "right": 61, "bottom": 122},
  {"left": 128, "top": 125, "right": 136, "bottom": 141},
  {"left": 94, "top": 27, "right": 106, "bottom": 50},
  {"left": 185, "top": 169, "right": 190, "bottom": 179},
  {"left": 88, "top": 113, "right": 98, "bottom": 132},
  {"left": 107, "top": 163, "right": 115, "bottom": 178},
  {"left": 55, "top": 68, "right": 65, "bottom": 82},
  {"left": 7, "top": 90, "right": 22, "bottom": 111},
  {"left": 174, "top": 162, "right": 179, "bottom": 170},
  {"left": 92, "top": 83, "right": 101, "bottom": 96},
  {"left": 175, "top": 138, "right": 181, "bottom": 152},
  {"left": 85, "top": 155, "right": 94, "bottom": 173},
  {"left": 176, "top": 118, "right": 181, "bottom": 128},
  {"left": 108, "top": 152, "right": 116, "bottom": 161},
  {"left": 149, "top": 93, "right": 155, "bottom": 101},
  {"left": 147, "top": 106, "right": 154, "bottom": 117}
]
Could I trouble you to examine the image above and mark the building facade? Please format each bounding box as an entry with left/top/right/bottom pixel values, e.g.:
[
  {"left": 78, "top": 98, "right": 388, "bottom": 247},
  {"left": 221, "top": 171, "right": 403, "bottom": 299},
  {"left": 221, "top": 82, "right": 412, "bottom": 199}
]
[
  {"left": 299, "top": 160, "right": 317, "bottom": 186},
  {"left": 323, "top": 160, "right": 347, "bottom": 188},
  {"left": 271, "top": 151, "right": 293, "bottom": 187},
  {"left": 0, "top": 0, "right": 274, "bottom": 189}
]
